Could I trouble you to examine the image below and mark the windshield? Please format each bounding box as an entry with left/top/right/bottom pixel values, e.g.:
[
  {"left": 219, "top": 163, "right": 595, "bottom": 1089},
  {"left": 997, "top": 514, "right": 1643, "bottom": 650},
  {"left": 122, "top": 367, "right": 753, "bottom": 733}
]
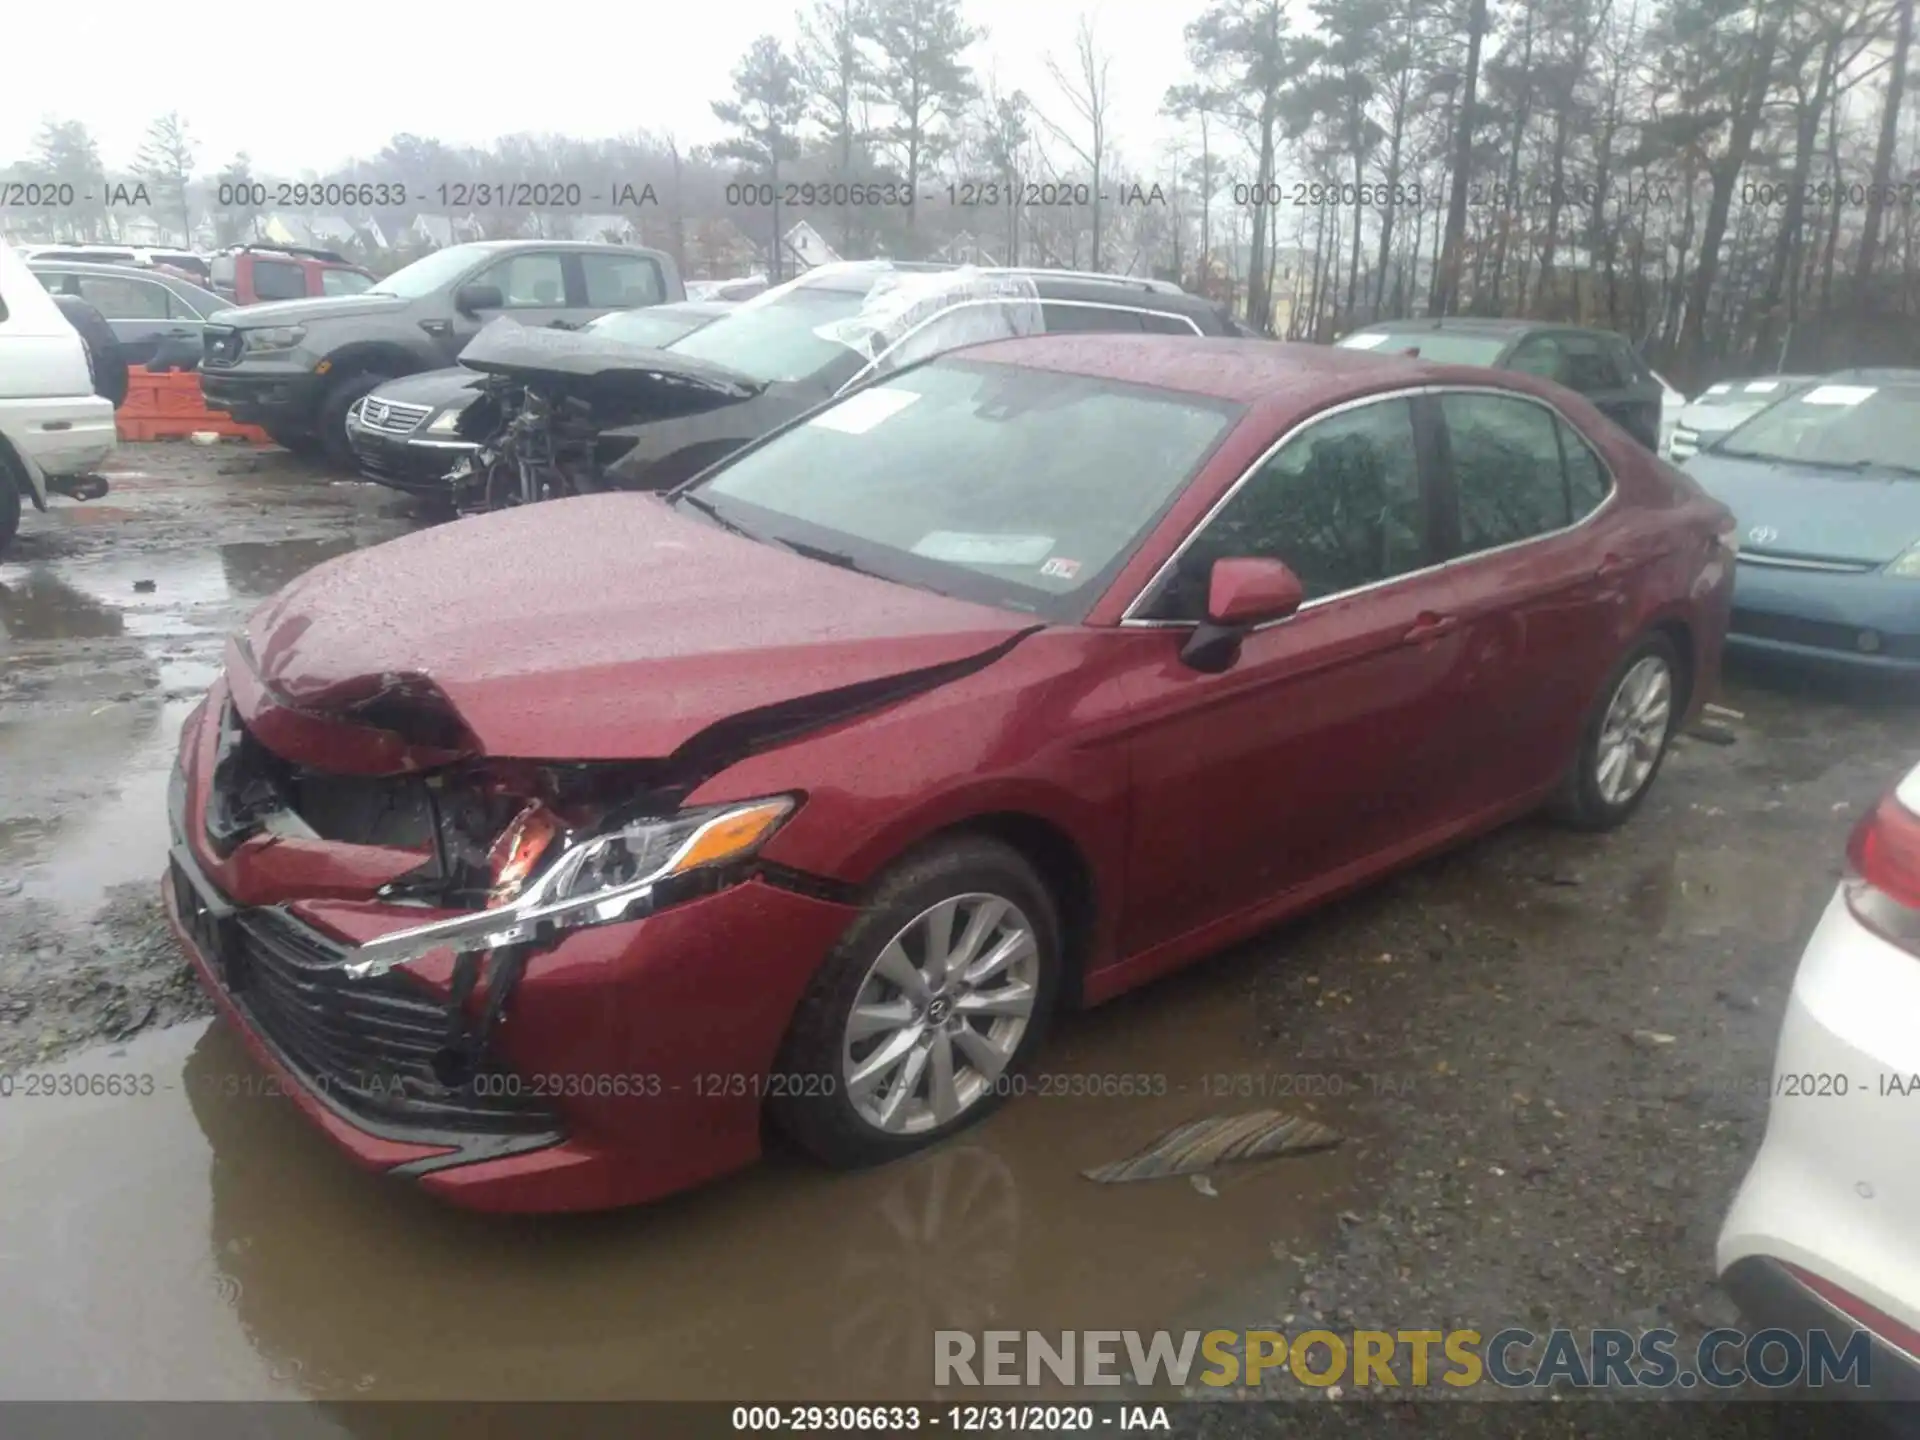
[
  {"left": 1336, "top": 330, "right": 1508, "bottom": 366},
  {"left": 176, "top": 279, "right": 236, "bottom": 317},
  {"left": 681, "top": 359, "right": 1240, "bottom": 619},
  {"left": 666, "top": 278, "right": 873, "bottom": 383},
  {"left": 584, "top": 307, "right": 711, "bottom": 348},
  {"left": 368, "top": 245, "right": 490, "bottom": 299},
  {"left": 1714, "top": 381, "right": 1920, "bottom": 472}
]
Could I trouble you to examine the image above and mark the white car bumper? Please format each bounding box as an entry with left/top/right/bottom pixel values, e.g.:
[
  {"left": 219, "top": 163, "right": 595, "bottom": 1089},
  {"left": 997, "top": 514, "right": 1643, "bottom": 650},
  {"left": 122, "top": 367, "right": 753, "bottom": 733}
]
[
  {"left": 1718, "top": 888, "right": 1920, "bottom": 1396},
  {"left": 2, "top": 394, "right": 116, "bottom": 489}
]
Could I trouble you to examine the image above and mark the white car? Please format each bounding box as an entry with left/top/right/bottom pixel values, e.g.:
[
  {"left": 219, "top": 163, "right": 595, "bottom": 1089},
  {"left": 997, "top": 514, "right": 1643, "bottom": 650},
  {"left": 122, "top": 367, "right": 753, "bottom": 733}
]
[
  {"left": 0, "top": 239, "right": 118, "bottom": 552},
  {"left": 1718, "top": 759, "right": 1920, "bottom": 1401}
]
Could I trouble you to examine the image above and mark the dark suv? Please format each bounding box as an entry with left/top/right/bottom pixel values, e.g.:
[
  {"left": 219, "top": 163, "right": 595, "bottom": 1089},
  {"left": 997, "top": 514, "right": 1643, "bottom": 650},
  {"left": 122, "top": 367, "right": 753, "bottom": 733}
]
[
  {"left": 344, "top": 261, "right": 1244, "bottom": 494},
  {"left": 1335, "top": 318, "right": 1666, "bottom": 451},
  {"left": 199, "top": 240, "right": 683, "bottom": 464}
]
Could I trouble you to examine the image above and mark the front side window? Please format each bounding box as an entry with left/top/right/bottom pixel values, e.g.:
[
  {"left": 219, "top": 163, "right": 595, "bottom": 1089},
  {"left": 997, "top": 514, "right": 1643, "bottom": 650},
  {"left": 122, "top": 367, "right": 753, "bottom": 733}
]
[
  {"left": 472, "top": 253, "right": 566, "bottom": 307},
  {"left": 250, "top": 259, "right": 306, "bottom": 301},
  {"left": 1441, "top": 393, "right": 1572, "bottom": 551},
  {"left": 1143, "top": 397, "right": 1428, "bottom": 620},
  {"left": 581, "top": 252, "right": 665, "bottom": 308},
  {"left": 683, "top": 359, "right": 1240, "bottom": 618}
]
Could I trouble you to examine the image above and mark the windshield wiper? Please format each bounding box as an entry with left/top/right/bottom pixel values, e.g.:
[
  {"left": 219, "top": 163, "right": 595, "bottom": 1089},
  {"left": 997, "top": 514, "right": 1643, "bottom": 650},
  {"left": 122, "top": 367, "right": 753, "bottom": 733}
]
[
  {"left": 770, "top": 535, "right": 876, "bottom": 574},
  {"left": 1833, "top": 458, "right": 1920, "bottom": 480},
  {"left": 672, "top": 490, "right": 755, "bottom": 538}
]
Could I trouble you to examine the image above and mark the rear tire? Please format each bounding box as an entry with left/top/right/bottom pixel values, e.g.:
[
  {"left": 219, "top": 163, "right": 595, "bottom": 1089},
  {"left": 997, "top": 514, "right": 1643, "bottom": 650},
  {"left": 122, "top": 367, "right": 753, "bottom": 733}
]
[
  {"left": 317, "top": 372, "right": 391, "bottom": 470},
  {"left": 1552, "top": 632, "right": 1681, "bottom": 831},
  {"left": 0, "top": 454, "right": 22, "bottom": 555},
  {"left": 50, "top": 295, "right": 129, "bottom": 409},
  {"left": 769, "top": 836, "right": 1062, "bottom": 1169}
]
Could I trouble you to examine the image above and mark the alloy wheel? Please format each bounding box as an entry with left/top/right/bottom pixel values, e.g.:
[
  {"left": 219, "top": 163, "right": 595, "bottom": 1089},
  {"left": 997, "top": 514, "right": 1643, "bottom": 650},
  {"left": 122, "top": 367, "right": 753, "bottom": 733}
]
[
  {"left": 1595, "top": 654, "right": 1672, "bottom": 806},
  {"left": 841, "top": 892, "right": 1040, "bottom": 1135}
]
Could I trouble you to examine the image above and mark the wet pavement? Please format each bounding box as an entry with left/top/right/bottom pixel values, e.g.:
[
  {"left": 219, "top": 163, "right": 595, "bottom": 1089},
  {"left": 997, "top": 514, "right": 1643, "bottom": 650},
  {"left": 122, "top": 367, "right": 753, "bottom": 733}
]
[{"left": 0, "top": 443, "right": 1914, "bottom": 1421}]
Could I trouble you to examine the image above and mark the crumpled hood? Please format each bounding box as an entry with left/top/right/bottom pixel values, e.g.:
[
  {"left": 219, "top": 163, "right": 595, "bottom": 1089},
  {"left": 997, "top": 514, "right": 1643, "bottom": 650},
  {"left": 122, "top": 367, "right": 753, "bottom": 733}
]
[
  {"left": 1684, "top": 452, "right": 1920, "bottom": 564},
  {"left": 241, "top": 494, "right": 1038, "bottom": 761}
]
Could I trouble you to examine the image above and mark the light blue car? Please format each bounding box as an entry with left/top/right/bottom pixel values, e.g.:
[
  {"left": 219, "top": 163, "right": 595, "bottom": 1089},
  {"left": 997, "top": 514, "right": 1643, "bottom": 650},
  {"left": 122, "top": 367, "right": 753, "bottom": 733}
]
[{"left": 1681, "top": 369, "right": 1920, "bottom": 673}]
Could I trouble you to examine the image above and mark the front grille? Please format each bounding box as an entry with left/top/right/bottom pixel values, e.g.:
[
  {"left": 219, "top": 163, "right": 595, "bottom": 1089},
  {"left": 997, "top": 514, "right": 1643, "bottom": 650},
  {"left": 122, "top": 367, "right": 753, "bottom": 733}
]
[
  {"left": 203, "top": 326, "right": 243, "bottom": 368},
  {"left": 1731, "top": 608, "right": 1920, "bottom": 659},
  {"left": 354, "top": 397, "right": 432, "bottom": 436},
  {"left": 226, "top": 906, "right": 561, "bottom": 1137}
]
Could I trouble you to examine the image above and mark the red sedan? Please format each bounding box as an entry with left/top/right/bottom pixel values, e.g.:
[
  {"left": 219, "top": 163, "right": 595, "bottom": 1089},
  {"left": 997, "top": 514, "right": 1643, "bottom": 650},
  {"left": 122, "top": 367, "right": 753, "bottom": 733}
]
[{"left": 164, "top": 336, "right": 1736, "bottom": 1212}]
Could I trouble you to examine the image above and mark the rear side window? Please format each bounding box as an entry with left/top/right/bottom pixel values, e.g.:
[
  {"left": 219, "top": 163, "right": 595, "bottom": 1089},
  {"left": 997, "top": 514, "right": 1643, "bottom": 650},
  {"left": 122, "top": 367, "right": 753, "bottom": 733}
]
[
  {"left": 250, "top": 259, "right": 307, "bottom": 301},
  {"left": 581, "top": 252, "right": 665, "bottom": 308},
  {"left": 1440, "top": 393, "right": 1572, "bottom": 551},
  {"left": 1041, "top": 303, "right": 1144, "bottom": 334},
  {"left": 1557, "top": 417, "right": 1611, "bottom": 521}
]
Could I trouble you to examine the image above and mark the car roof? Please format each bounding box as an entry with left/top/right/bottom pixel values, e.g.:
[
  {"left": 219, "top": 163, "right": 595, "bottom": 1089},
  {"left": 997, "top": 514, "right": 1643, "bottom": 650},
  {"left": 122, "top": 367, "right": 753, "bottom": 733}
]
[
  {"left": 958, "top": 333, "right": 1448, "bottom": 403},
  {"left": 28, "top": 257, "right": 195, "bottom": 281},
  {"left": 454, "top": 239, "right": 673, "bottom": 256}
]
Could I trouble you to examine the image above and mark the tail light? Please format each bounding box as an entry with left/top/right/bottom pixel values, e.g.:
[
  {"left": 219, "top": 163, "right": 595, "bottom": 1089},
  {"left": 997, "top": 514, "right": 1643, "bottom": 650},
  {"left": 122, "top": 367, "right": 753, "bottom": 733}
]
[{"left": 1844, "top": 776, "right": 1920, "bottom": 955}]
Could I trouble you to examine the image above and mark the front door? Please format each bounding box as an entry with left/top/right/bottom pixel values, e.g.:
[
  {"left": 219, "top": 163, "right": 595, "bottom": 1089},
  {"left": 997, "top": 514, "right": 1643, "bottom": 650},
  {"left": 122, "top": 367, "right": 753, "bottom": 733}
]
[
  {"left": 1118, "top": 393, "right": 1473, "bottom": 956},
  {"left": 443, "top": 250, "right": 575, "bottom": 358}
]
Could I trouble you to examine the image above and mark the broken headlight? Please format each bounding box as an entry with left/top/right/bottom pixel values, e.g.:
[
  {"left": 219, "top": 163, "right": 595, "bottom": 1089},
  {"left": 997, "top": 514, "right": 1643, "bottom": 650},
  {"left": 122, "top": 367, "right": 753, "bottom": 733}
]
[
  {"left": 516, "top": 796, "right": 796, "bottom": 909},
  {"left": 345, "top": 795, "right": 798, "bottom": 976}
]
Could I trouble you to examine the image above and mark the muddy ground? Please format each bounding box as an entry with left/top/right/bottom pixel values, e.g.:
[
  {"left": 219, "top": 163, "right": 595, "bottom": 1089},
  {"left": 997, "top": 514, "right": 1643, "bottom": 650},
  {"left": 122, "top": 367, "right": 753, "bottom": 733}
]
[{"left": 0, "top": 442, "right": 1914, "bottom": 1432}]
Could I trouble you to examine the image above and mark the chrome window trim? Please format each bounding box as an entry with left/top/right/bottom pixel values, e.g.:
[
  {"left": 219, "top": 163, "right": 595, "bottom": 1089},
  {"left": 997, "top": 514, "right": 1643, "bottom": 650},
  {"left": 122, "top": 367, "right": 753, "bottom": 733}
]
[
  {"left": 1116, "top": 382, "right": 1622, "bottom": 629},
  {"left": 834, "top": 298, "right": 1204, "bottom": 396},
  {"left": 1737, "top": 551, "right": 1874, "bottom": 574}
]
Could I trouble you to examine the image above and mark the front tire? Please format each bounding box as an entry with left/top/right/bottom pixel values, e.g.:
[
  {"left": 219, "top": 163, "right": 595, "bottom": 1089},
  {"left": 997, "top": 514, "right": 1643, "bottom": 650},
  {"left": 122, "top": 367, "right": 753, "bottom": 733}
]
[
  {"left": 50, "top": 295, "right": 129, "bottom": 409},
  {"left": 317, "top": 372, "right": 391, "bottom": 470},
  {"left": 769, "top": 836, "right": 1063, "bottom": 1169},
  {"left": 1553, "top": 632, "right": 1681, "bottom": 831}
]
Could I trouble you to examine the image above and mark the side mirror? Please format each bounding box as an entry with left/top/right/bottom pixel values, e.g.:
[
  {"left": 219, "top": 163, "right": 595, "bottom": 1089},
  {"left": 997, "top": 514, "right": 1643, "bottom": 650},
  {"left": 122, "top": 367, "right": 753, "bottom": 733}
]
[
  {"left": 453, "top": 283, "right": 503, "bottom": 314},
  {"left": 1179, "top": 557, "right": 1305, "bottom": 673}
]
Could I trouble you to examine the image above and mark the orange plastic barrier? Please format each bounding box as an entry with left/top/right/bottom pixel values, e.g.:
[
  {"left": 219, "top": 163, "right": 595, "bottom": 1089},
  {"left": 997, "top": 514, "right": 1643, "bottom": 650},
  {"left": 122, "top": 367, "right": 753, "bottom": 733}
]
[{"left": 116, "top": 368, "right": 270, "bottom": 443}]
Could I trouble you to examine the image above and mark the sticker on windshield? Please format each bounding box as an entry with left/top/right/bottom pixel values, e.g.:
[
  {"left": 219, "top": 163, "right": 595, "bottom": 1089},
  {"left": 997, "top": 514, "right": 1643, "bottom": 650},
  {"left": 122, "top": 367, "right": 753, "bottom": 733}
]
[
  {"left": 808, "top": 387, "right": 921, "bottom": 434},
  {"left": 1040, "top": 556, "right": 1082, "bottom": 580},
  {"left": 1801, "top": 384, "right": 1877, "bottom": 406},
  {"left": 1338, "top": 333, "right": 1390, "bottom": 350},
  {"left": 912, "top": 532, "right": 1057, "bottom": 566}
]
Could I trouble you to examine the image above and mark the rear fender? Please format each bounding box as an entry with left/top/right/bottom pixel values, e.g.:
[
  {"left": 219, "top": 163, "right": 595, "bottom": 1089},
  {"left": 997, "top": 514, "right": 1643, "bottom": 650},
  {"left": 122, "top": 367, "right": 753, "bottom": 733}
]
[{"left": 0, "top": 430, "right": 50, "bottom": 510}]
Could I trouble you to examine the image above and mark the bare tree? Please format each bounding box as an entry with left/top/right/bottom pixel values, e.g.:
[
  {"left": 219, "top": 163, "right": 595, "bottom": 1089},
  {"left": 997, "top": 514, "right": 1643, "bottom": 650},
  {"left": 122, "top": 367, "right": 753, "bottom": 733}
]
[{"left": 1035, "top": 12, "right": 1116, "bottom": 271}]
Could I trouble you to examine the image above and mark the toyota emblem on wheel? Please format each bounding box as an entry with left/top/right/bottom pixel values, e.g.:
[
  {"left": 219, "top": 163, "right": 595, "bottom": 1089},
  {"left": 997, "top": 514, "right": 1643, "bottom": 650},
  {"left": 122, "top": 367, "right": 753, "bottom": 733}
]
[{"left": 1747, "top": 524, "right": 1779, "bottom": 546}]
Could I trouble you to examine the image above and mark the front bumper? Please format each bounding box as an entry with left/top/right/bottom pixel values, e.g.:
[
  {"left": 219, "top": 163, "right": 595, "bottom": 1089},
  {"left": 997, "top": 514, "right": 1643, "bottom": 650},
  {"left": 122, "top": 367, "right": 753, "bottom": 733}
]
[
  {"left": 1728, "top": 558, "right": 1920, "bottom": 673},
  {"left": 165, "top": 687, "right": 861, "bottom": 1213},
  {"left": 199, "top": 365, "right": 326, "bottom": 429},
  {"left": 1718, "top": 891, "right": 1920, "bottom": 1396},
  {"left": 344, "top": 414, "right": 474, "bottom": 494}
]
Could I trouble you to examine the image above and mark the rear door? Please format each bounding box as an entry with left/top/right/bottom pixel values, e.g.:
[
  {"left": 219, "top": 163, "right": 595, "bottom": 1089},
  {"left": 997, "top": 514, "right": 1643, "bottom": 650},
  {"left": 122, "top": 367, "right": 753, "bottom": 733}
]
[{"left": 1427, "top": 388, "right": 1628, "bottom": 805}]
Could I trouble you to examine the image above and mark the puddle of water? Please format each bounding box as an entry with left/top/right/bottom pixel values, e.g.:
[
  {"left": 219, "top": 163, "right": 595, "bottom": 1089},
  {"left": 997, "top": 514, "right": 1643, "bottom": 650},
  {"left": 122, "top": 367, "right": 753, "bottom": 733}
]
[
  {"left": 3, "top": 699, "right": 194, "bottom": 911},
  {"left": 0, "top": 958, "right": 1349, "bottom": 1402}
]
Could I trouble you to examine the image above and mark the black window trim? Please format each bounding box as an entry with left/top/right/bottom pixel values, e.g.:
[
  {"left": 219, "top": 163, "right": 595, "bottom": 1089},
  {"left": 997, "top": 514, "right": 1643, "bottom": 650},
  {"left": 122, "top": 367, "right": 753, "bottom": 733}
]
[{"left": 1118, "top": 383, "right": 1619, "bottom": 630}]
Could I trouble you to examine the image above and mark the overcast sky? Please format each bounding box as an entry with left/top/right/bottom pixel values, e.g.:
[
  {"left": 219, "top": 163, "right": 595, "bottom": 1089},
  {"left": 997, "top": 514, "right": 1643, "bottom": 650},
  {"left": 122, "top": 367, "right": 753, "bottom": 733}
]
[{"left": 3, "top": 1, "right": 1199, "bottom": 178}]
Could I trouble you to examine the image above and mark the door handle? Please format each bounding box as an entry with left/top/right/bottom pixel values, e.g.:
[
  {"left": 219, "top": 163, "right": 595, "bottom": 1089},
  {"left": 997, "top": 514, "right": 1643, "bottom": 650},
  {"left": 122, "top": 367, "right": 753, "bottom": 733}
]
[{"left": 1403, "top": 611, "right": 1458, "bottom": 643}]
